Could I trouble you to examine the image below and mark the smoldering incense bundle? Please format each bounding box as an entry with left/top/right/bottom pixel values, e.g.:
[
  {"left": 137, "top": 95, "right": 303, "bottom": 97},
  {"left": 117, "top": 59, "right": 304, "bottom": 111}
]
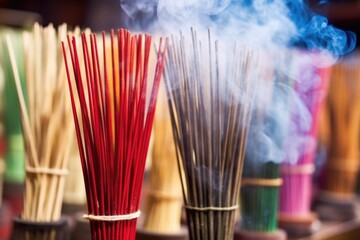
[
  {"left": 142, "top": 89, "right": 183, "bottom": 233},
  {"left": 241, "top": 52, "right": 293, "bottom": 233},
  {"left": 164, "top": 29, "right": 256, "bottom": 240},
  {"left": 279, "top": 52, "right": 330, "bottom": 223},
  {"left": 62, "top": 29, "right": 167, "bottom": 239},
  {"left": 6, "top": 23, "right": 74, "bottom": 222},
  {"left": 321, "top": 56, "right": 360, "bottom": 198}
]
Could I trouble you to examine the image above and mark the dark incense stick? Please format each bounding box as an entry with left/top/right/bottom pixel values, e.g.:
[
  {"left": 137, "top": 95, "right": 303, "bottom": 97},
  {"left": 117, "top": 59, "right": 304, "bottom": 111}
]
[
  {"left": 163, "top": 29, "right": 257, "bottom": 240},
  {"left": 62, "top": 29, "right": 167, "bottom": 240}
]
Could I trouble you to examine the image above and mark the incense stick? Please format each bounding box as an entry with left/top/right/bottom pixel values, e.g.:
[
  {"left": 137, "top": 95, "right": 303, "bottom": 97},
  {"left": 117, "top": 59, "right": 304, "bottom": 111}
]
[
  {"left": 62, "top": 29, "right": 167, "bottom": 239},
  {"left": 163, "top": 29, "right": 256, "bottom": 240},
  {"left": 240, "top": 51, "right": 293, "bottom": 233},
  {"left": 6, "top": 23, "right": 74, "bottom": 223},
  {"left": 63, "top": 142, "right": 86, "bottom": 206},
  {"left": 321, "top": 55, "right": 360, "bottom": 198},
  {"left": 279, "top": 52, "right": 330, "bottom": 222},
  {"left": 141, "top": 87, "right": 183, "bottom": 233}
]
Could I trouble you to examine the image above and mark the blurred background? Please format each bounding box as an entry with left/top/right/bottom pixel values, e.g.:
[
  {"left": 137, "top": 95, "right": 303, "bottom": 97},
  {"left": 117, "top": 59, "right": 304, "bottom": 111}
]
[{"left": 0, "top": 0, "right": 358, "bottom": 45}]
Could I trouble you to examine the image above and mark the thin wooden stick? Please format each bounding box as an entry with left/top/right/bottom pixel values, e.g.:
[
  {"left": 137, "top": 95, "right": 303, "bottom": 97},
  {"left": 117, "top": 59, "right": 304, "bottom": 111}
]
[
  {"left": 6, "top": 24, "right": 74, "bottom": 225},
  {"left": 163, "top": 29, "right": 257, "bottom": 240}
]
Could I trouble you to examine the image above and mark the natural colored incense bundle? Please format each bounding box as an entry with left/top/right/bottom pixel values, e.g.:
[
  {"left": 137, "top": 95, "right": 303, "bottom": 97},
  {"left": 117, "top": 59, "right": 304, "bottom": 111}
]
[
  {"left": 62, "top": 29, "right": 167, "bottom": 239},
  {"left": 279, "top": 52, "right": 330, "bottom": 227},
  {"left": 141, "top": 88, "right": 183, "bottom": 233},
  {"left": 6, "top": 23, "right": 74, "bottom": 223},
  {"left": 240, "top": 51, "right": 293, "bottom": 237},
  {"left": 320, "top": 55, "right": 360, "bottom": 199},
  {"left": 63, "top": 142, "right": 86, "bottom": 206},
  {"left": 164, "top": 29, "right": 256, "bottom": 240}
]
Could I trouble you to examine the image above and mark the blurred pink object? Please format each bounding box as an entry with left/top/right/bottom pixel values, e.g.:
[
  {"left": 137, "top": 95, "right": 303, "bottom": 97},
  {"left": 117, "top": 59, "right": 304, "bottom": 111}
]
[{"left": 279, "top": 51, "right": 331, "bottom": 221}]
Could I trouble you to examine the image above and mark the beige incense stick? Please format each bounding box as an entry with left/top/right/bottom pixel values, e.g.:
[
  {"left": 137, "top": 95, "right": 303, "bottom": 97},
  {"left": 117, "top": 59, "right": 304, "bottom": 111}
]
[
  {"left": 6, "top": 23, "right": 75, "bottom": 222},
  {"left": 322, "top": 56, "right": 360, "bottom": 198},
  {"left": 142, "top": 86, "right": 183, "bottom": 233}
]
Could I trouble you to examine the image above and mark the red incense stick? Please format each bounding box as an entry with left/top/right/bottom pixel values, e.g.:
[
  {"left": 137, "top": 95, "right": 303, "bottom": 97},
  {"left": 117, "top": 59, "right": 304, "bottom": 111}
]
[{"left": 62, "top": 29, "right": 167, "bottom": 240}]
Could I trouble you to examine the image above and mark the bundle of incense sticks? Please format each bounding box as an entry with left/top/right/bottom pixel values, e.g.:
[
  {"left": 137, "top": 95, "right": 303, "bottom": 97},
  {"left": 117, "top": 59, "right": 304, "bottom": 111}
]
[
  {"left": 62, "top": 29, "right": 167, "bottom": 239},
  {"left": 320, "top": 55, "right": 360, "bottom": 199},
  {"left": 6, "top": 23, "right": 74, "bottom": 224},
  {"left": 164, "top": 29, "right": 256, "bottom": 240},
  {"left": 240, "top": 51, "right": 293, "bottom": 237},
  {"left": 279, "top": 52, "right": 330, "bottom": 226},
  {"left": 141, "top": 88, "right": 183, "bottom": 234},
  {"left": 63, "top": 141, "right": 86, "bottom": 207}
]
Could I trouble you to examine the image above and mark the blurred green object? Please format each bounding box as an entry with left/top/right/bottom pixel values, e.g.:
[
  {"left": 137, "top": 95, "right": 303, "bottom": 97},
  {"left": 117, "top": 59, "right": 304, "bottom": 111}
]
[
  {"left": 4, "top": 134, "right": 24, "bottom": 182},
  {"left": 0, "top": 28, "right": 27, "bottom": 183}
]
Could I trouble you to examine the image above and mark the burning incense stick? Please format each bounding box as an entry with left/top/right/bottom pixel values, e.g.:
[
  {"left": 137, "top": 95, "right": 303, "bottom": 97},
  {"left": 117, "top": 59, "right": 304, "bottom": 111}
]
[
  {"left": 141, "top": 88, "right": 183, "bottom": 233},
  {"left": 62, "top": 29, "right": 167, "bottom": 240},
  {"left": 163, "top": 29, "right": 256, "bottom": 240},
  {"left": 279, "top": 52, "right": 330, "bottom": 228},
  {"left": 320, "top": 55, "right": 360, "bottom": 199},
  {"left": 6, "top": 23, "right": 74, "bottom": 223}
]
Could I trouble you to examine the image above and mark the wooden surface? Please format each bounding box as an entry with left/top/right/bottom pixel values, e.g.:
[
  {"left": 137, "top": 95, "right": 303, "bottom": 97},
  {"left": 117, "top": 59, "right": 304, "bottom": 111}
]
[{"left": 290, "top": 218, "right": 360, "bottom": 240}]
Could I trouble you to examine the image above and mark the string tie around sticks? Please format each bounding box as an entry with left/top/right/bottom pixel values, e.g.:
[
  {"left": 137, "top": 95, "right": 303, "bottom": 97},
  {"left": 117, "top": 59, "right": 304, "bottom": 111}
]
[
  {"left": 241, "top": 178, "right": 283, "bottom": 187},
  {"left": 26, "top": 166, "right": 69, "bottom": 176},
  {"left": 146, "top": 189, "right": 182, "bottom": 201},
  {"left": 281, "top": 164, "right": 315, "bottom": 175},
  {"left": 326, "top": 158, "right": 359, "bottom": 172},
  {"left": 184, "top": 205, "right": 238, "bottom": 212},
  {"left": 83, "top": 210, "right": 141, "bottom": 222}
]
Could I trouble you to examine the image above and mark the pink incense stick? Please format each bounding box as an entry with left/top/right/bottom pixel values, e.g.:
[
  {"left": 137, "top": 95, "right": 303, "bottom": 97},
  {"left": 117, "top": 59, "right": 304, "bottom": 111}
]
[{"left": 279, "top": 51, "right": 331, "bottom": 218}]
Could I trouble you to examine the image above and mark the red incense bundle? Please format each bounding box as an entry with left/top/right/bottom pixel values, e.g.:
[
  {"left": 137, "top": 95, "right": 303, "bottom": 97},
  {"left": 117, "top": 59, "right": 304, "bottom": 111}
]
[{"left": 62, "top": 29, "right": 167, "bottom": 240}]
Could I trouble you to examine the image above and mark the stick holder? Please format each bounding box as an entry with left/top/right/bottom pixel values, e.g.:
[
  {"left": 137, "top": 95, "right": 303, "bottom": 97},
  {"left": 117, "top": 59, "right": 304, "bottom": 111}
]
[
  {"left": 278, "top": 212, "right": 319, "bottom": 238},
  {"left": 136, "top": 226, "right": 188, "bottom": 240},
  {"left": 11, "top": 217, "right": 70, "bottom": 240},
  {"left": 315, "top": 159, "right": 359, "bottom": 221},
  {"left": 314, "top": 191, "right": 357, "bottom": 221}
]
